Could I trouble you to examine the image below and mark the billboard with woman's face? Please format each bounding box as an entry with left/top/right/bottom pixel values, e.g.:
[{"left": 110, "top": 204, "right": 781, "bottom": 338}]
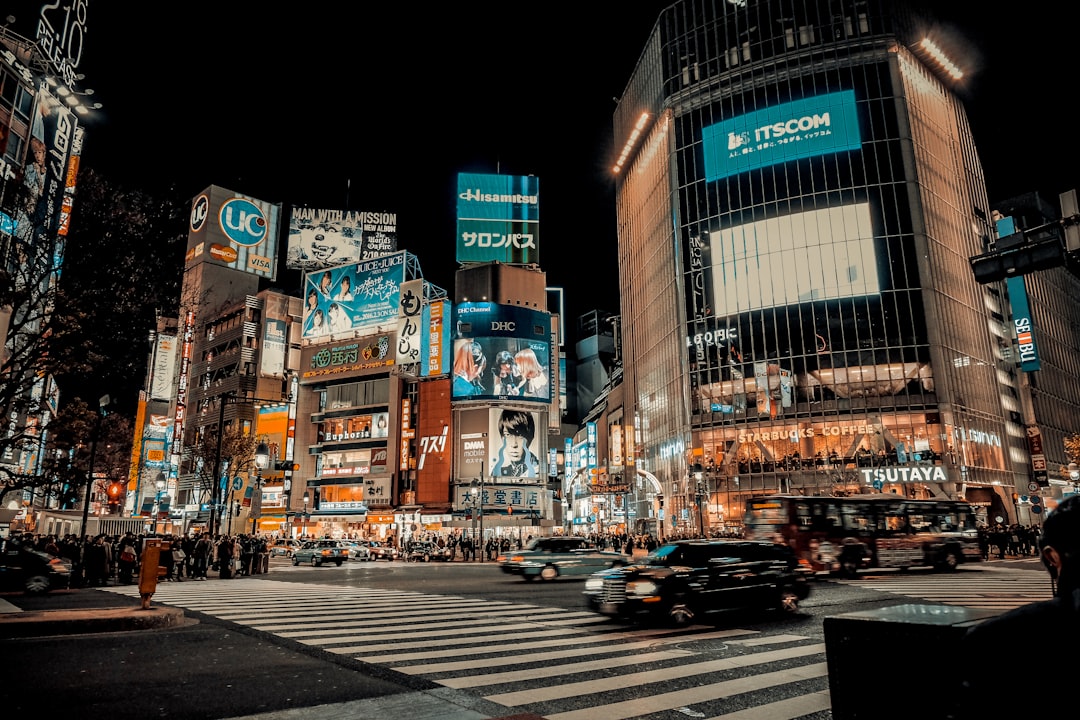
[{"left": 451, "top": 303, "right": 552, "bottom": 402}]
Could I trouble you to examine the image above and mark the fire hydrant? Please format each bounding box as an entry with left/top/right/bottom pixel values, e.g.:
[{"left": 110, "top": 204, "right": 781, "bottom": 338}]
[{"left": 138, "top": 539, "right": 161, "bottom": 610}]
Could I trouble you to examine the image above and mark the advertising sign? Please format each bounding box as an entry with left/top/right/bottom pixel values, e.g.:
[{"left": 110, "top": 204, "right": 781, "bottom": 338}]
[
  {"left": 1007, "top": 276, "right": 1041, "bottom": 372},
  {"left": 260, "top": 319, "right": 287, "bottom": 378},
  {"left": 456, "top": 173, "right": 540, "bottom": 264},
  {"left": 422, "top": 300, "right": 451, "bottom": 377},
  {"left": 286, "top": 206, "right": 397, "bottom": 270},
  {"left": 302, "top": 251, "right": 406, "bottom": 342},
  {"left": 451, "top": 303, "right": 552, "bottom": 402},
  {"left": 150, "top": 333, "right": 178, "bottom": 402},
  {"left": 395, "top": 279, "right": 423, "bottom": 366},
  {"left": 489, "top": 408, "right": 543, "bottom": 480},
  {"left": 185, "top": 185, "right": 281, "bottom": 280},
  {"left": 702, "top": 90, "right": 862, "bottom": 182}
]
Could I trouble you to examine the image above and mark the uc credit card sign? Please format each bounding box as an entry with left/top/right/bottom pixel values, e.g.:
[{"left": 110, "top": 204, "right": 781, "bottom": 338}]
[
  {"left": 185, "top": 185, "right": 280, "bottom": 279},
  {"left": 702, "top": 90, "right": 861, "bottom": 181}
]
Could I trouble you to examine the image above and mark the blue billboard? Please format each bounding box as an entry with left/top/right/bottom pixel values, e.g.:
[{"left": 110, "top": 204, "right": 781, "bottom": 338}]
[
  {"left": 185, "top": 185, "right": 281, "bottom": 280},
  {"left": 455, "top": 173, "right": 540, "bottom": 264},
  {"left": 702, "top": 90, "right": 861, "bottom": 182},
  {"left": 302, "top": 251, "right": 406, "bottom": 342},
  {"left": 451, "top": 303, "right": 552, "bottom": 402}
]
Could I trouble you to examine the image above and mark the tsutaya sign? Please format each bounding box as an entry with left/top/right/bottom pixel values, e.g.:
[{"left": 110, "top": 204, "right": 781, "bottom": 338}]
[{"left": 860, "top": 466, "right": 948, "bottom": 484}]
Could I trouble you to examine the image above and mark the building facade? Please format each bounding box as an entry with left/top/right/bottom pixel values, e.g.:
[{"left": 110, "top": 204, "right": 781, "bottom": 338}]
[{"left": 613, "top": 0, "right": 1035, "bottom": 532}]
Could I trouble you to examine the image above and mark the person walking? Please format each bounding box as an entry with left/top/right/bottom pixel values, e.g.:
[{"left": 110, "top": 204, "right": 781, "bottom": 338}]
[
  {"left": 192, "top": 532, "right": 212, "bottom": 580},
  {"left": 117, "top": 533, "right": 139, "bottom": 585}
]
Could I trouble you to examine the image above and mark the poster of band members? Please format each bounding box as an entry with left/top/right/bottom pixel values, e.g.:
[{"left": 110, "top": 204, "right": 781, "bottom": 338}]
[
  {"left": 302, "top": 251, "right": 406, "bottom": 342},
  {"left": 451, "top": 303, "right": 552, "bottom": 402},
  {"left": 287, "top": 206, "right": 398, "bottom": 270}
]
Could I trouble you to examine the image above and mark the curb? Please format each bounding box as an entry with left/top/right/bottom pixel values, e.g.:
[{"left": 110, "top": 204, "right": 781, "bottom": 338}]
[{"left": 0, "top": 605, "right": 187, "bottom": 639}]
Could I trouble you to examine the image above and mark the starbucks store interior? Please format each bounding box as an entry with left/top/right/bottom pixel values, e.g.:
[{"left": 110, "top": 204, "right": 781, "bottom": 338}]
[{"left": 692, "top": 412, "right": 990, "bottom": 526}]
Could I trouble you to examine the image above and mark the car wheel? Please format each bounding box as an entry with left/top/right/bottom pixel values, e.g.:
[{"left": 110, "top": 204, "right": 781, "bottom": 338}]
[
  {"left": 311, "top": 558, "right": 320, "bottom": 567},
  {"left": 668, "top": 603, "right": 695, "bottom": 626},
  {"left": 540, "top": 565, "right": 559, "bottom": 581},
  {"left": 778, "top": 591, "right": 800, "bottom": 613},
  {"left": 24, "top": 574, "right": 51, "bottom": 594},
  {"left": 522, "top": 574, "right": 536, "bottom": 582},
  {"left": 938, "top": 550, "right": 961, "bottom": 572},
  {"left": 335, "top": 560, "right": 343, "bottom": 566},
  {"left": 292, "top": 557, "right": 300, "bottom": 566}
]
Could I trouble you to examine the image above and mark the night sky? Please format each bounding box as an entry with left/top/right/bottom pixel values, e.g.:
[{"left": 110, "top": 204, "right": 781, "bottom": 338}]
[{"left": 58, "top": 2, "right": 1080, "bottom": 325}]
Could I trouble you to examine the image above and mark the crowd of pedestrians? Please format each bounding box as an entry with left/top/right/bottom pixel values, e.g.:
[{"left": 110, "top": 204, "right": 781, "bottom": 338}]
[
  {"left": 977, "top": 523, "right": 1042, "bottom": 560},
  {"left": 2, "top": 531, "right": 273, "bottom": 586}
]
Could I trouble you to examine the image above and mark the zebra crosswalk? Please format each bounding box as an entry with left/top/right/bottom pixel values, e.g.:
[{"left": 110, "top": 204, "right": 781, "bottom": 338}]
[
  {"left": 831, "top": 566, "right": 1055, "bottom": 610},
  {"left": 100, "top": 580, "right": 832, "bottom": 720}
]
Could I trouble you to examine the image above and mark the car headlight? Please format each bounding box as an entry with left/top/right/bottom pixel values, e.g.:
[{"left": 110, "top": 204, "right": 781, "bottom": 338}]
[
  {"left": 584, "top": 577, "right": 603, "bottom": 592},
  {"left": 626, "top": 580, "right": 659, "bottom": 596}
]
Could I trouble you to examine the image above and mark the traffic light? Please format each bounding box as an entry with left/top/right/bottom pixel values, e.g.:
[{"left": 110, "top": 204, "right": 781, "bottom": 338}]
[
  {"left": 234, "top": 501, "right": 241, "bottom": 517},
  {"left": 107, "top": 482, "right": 124, "bottom": 512},
  {"left": 275, "top": 461, "right": 300, "bottom": 471}
]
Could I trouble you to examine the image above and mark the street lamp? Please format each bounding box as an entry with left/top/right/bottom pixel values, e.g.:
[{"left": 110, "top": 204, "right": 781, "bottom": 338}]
[
  {"left": 251, "top": 441, "right": 270, "bottom": 536},
  {"left": 302, "top": 492, "right": 310, "bottom": 538}
]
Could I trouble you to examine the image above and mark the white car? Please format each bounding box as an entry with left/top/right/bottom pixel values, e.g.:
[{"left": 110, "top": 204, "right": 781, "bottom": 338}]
[{"left": 340, "top": 541, "right": 372, "bottom": 561}]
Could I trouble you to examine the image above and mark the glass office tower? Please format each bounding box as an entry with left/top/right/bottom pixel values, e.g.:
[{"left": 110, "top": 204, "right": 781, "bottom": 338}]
[{"left": 614, "top": 0, "right": 1028, "bottom": 529}]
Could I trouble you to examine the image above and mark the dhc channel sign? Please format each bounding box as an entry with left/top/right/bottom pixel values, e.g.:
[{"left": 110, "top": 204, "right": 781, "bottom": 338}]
[
  {"left": 220, "top": 198, "right": 268, "bottom": 247},
  {"left": 702, "top": 90, "right": 861, "bottom": 182}
]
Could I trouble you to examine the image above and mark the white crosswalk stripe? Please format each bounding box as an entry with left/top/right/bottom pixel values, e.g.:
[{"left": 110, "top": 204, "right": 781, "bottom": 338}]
[
  {"left": 100, "top": 580, "right": 831, "bottom": 719},
  {"left": 831, "top": 567, "right": 1054, "bottom": 609}
]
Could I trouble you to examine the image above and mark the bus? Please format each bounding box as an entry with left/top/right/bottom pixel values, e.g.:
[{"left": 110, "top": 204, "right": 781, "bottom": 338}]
[{"left": 743, "top": 494, "right": 982, "bottom": 577}]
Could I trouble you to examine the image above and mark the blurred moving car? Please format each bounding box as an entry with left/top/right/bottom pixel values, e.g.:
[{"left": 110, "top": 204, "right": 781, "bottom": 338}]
[
  {"left": 584, "top": 539, "right": 811, "bottom": 626},
  {"left": 0, "top": 537, "right": 72, "bottom": 594},
  {"left": 340, "top": 541, "right": 372, "bottom": 561},
  {"left": 268, "top": 539, "right": 301, "bottom": 558},
  {"left": 499, "top": 536, "right": 628, "bottom": 581},
  {"left": 291, "top": 539, "right": 349, "bottom": 567},
  {"left": 360, "top": 540, "right": 398, "bottom": 561},
  {"left": 405, "top": 541, "right": 450, "bottom": 562}
]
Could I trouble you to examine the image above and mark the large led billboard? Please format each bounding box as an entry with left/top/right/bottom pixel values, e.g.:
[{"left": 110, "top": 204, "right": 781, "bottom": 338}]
[
  {"left": 702, "top": 90, "right": 861, "bottom": 182},
  {"left": 710, "top": 202, "right": 879, "bottom": 314},
  {"left": 456, "top": 173, "right": 539, "bottom": 264},
  {"left": 286, "top": 206, "right": 398, "bottom": 270},
  {"left": 302, "top": 251, "right": 407, "bottom": 342},
  {"left": 186, "top": 185, "right": 281, "bottom": 280},
  {"left": 451, "top": 303, "right": 552, "bottom": 402}
]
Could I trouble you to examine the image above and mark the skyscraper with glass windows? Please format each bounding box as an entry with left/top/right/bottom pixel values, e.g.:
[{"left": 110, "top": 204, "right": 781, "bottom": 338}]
[{"left": 613, "top": 0, "right": 1033, "bottom": 529}]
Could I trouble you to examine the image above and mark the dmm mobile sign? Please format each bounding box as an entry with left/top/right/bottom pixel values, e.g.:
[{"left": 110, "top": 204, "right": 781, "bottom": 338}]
[
  {"left": 456, "top": 173, "right": 540, "bottom": 264},
  {"left": 702, "top": 90, "right": 861, "bottom": 182}
]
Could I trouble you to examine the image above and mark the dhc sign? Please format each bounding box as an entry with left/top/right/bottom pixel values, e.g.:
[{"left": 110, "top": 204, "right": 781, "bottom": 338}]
[{"left": 702, "top": 90, "right": 862, "bottom": 181}]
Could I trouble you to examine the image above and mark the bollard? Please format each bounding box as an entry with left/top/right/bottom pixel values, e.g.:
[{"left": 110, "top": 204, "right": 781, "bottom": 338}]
[{"left": 138, "top": 539, "right": 161, "bottom": 610}]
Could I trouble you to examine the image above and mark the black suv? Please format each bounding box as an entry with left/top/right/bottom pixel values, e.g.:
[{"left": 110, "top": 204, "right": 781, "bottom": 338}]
[{"left": 583, "top": 539, "right": 811, "bottom": 626}]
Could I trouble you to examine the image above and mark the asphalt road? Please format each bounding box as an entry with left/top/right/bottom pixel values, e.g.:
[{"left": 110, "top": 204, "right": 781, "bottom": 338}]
[{"left": 0, "top": 555, "right": 1043, "bottom": 720}]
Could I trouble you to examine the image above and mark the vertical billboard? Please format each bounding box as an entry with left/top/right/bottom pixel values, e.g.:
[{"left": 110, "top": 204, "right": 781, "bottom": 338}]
[
  {"left": 186, "top": 185, "right": 281, "bottom": 280},
  {"left": 455, "top": 173, "right": 539, "bottom": 264},
  {"left": 422, "top": 300, "right": 451, "bottom": 377},
  {"left": 302, "top": 251, "right": 406, "bottom": 342},
  {"left": 149, "top": 332, "right": 178, "bottom": 402},
  {"left": 395, "top": 278, "right": 424, "bottom": 366},
  {"left": 286, "top": 206, "right": 397, "bottom": 270}
]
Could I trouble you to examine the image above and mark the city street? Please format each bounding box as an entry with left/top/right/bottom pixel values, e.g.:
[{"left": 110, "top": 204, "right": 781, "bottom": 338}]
[{"left": 0, "top": 556, "right": 1048, "bottom": 720}]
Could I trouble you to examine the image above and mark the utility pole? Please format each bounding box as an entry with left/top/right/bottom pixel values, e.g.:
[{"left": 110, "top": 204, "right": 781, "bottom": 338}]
[{"left": 78, "top": 395, "right": 110, "bottom": 538}]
